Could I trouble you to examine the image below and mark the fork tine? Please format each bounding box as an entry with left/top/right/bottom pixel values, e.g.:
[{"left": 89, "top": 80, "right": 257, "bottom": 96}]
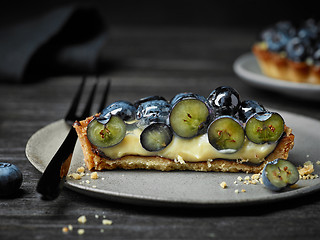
[
  {"left": 80, "top": 78, "right": 98, "bottom": 119},
  {"left": 98, "top": 78, "right": 111, "bottom": 113},
  {"left": 65, "top": 76, "right": 86, "bottom": 122}
]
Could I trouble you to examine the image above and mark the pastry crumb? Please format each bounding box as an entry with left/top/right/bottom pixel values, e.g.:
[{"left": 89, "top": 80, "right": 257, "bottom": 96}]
[
  {"left": 78, "top": 229, "right": 85, "bottom": 235},
  {"left": 241, "top": 189, "right": 246, "bottom": 193},
  {"left": 68, "top": 173, "right": 82, "bottom": 180},
  {"left": 237, "top": 176, "right": 243, "bottom": 181},
  {"left": 102, "top": 219, "right": 113, "bottom": 225},
  {"left": 298, "top": 161, "right": 318, "bottom": 180},
  {"left": 91, "top": 172, "right": 98, "bottom": 179},
  {"left": 77, "top": 166, "right": 85, "bottom": 173},
  {"left": 68, "top": 225, "right": 73, "bottom": 231},
  {"left": 316, "top": 161, "right": 320, "bottom": 165},
  {"left": 220, "top": 181, "right": 227, "bottom": 189},
  {"left": 78, "top": 215, "right": 87, "bottom": 224},
  {"left": 62, "top": 227, "right": 69, "bottom": 233},
  {"left": 234, "top": 189, "right": 239, "bottom": 194}
]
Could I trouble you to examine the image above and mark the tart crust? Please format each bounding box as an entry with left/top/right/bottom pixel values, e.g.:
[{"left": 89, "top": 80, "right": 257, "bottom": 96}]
[
  {"left": 252, "top": 44, "right": 320, "bottom": 84},
  {"left": 73, "top": 116, "right": 294, "bottom": 174}
]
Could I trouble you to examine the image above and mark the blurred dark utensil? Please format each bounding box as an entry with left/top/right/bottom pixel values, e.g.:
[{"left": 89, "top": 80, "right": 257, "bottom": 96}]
[{"left": 36, "top": 76, "right": 111, "bottom": 200}]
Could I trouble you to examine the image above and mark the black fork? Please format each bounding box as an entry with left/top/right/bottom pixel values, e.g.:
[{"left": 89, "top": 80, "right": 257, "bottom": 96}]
[{"left": 36, "top": 76, "right": 111, "bottom": 200}]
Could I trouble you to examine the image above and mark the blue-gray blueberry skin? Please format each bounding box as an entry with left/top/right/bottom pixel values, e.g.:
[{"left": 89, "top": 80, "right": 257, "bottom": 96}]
[
  {"left": 207, "top": 86, "right": 240, "bottom": 117},
  {"left": 262, "top": 159, "right": 299, "bottom": 192},
  {"left": 238, "top": 100, "right": 266, "bottom": 123},
  {"left": 0, "top": 163, "right": 23, "bottom": 196},
  {"left": 133, "top": 96, "right": 167, "bottom": 109},
  {"left": 100, "top": 100, "right": 136, "bottom": 123},
  {"left": 136, "top": 99, "right": 172, "bottom": 129}
]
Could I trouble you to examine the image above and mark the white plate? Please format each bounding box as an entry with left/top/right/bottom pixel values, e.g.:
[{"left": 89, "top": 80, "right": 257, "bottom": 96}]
[
  {"left": 233, "top": 53, "right": 320, "bottom": 101},
  {"left": 26, "top": 111, "right": 320, "bottom": 207}
]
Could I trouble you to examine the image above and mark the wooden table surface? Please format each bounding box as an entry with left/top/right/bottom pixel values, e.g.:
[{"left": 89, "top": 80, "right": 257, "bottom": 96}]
[{"left": 1, "top": 25, "right": 320, "bottom": 239}]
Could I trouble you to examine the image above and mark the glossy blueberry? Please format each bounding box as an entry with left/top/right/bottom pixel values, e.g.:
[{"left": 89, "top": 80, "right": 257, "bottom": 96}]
[
  {"left": 262, "top": 159, "right": 299, "bottom": 191},
  {"left": 100, "top": 100, "right": 136, "bottom": 122},
  {"left": 274, "top": 21, "right": 296, "bottom": 38},
  {"left": 133, "top": 96, "right": 167, "bottom": 108},
  {"left": 136, "top": 99, "right": 171, "bottom": 129},
  {"left": 140, "top": 123, "right": 173, "bottom": 152},
  {"left": 207, "top": 86, "right": 240, "bottom": 116},
  {"left": 298, "top": 19, "right": 319, "bottom": 42},
  {"left": 238, "top": 100, "right": 266, "bottom": 122},
  {"left": 170, "top": 92, "right": 208, "bottom": 106},
  {"left": 285, "top": 37, "right": 309, "bottom": 62},
  {"left": 0, "top": 162, "right": 23, "bottom": 196},
  {"left": 265, "top": 31, "right": 290, "bottom": 52}
]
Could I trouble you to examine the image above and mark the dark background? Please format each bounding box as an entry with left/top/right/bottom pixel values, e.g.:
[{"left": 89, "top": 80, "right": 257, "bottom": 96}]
[{"left": 1, "top": 0, "right": 319, "bottom": 28}]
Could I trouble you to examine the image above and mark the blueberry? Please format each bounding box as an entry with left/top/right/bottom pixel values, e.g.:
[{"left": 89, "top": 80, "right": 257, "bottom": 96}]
[
  {"left": 238, "top": 100, "right": 266, "bottom": 122},
  {"left": 245, "top": 112, "right": 284, "bottom": 144},
  {"left": 207, "top": 86, "right": 240, "bottom": 116},
  {"left": 275, "top": 21, "right": 296, "bottom": 38},
  {"left": 100, "top": 100, "right": 136, "bottom": 122},
  {"left": 260, "top": 28, "right": 276, "bottom": 42},
  {"left": 169, "top": 93, "right": 212, "bottom": 138},
  {"left": 140, "top": 123, "right": 173, "bottom": 152},
  {"left": 87, "top": 116, "right": 126, "bottom": 148},
  {"left": 136, "top": 99, "right": 171, "bottom": 129},
  {"left": 298, "top": 19, "right": 319, "bottom": 42},
  {"left": 262, "top": 159, "right": 299, "bottom": 191},
  {"left": 265, "top": 31, "right": 290, "bottom": 52},
  {"left": 207, "top": 116, "right": 245, "bottom": 153},
  {"left": 285, "top": 37, "right": 309, "bottom": 62},
  {"left": 0, "top": 162, "right": 23, "bottom": 196},
  {"left": 133, "top": 96, "right": 167, "bottom": 109}
]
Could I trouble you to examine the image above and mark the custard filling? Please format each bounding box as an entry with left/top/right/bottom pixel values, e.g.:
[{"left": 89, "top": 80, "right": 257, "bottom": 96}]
[{"left": 99, "top": 123, "right": 277, "bottom": 164}]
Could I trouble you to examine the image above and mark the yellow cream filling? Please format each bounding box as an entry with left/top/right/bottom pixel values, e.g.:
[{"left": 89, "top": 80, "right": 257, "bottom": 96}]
[{"left": 100, "top": 124, "right": 277, "bottom": 164}]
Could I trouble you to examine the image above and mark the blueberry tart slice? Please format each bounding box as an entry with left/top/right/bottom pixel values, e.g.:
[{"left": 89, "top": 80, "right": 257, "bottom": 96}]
[{"left": 74, "top": 86, "right": 294, "bottom": 173}]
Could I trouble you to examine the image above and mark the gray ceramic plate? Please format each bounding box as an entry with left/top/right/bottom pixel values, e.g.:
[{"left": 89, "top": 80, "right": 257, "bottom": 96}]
[
  {"left": 233, "top": 53, "right": 320, "bottom": 101},
  {"left": 26, "top": 110, "right": 320, "bottom": 207}
]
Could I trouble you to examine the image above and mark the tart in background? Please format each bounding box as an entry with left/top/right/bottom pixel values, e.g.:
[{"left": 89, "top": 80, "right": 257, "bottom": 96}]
[{"left": 252, "top": 19, "right": 320, "bottom": 84}]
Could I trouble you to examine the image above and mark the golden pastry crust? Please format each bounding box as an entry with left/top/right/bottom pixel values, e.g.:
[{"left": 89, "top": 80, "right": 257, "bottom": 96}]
[
  {"left": 73, "top": 116, "right": 294, "bottom": 174},
  {"left": 252, "top": 44, "right": 320, "bottom": 84}
]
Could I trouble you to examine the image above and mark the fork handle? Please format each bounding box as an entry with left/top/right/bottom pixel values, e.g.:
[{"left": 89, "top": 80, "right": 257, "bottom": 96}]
[{"left": 36, "top": 127, "right": 78, "bottom": 200}]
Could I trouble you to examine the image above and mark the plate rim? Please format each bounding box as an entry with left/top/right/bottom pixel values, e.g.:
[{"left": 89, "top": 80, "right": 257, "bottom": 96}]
[{"left": 233, "top": 53, "right": 320, "bottom": 94}]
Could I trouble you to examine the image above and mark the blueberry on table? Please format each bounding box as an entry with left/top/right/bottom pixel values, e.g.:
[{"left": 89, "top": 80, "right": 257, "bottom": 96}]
[
  {"left": 140, "top": 123, "right": 173, "bottom": 152},
  {"left": 238, "top": 100, "right": 266, "bottom": 122},
  {"left": 245, "top": 112, "right": 284, "bottom": 144},
  {"left": 87, "top": 115, "right": 126, "bottom": 148},
  {"left": 169, "top": 94, "right": 211, "bottom": 138},
  {"left": 136, "top": 99, "right": 171, "bottom": 129},
  {"left": 207, "top": 86, "right": 240, "bottom": 116},
  {"left": 207, "top": 116, "right": 245, "bottom": 153},
  {"left": 100, "top": 100, "right": 136, "bottom": 122},
  {"left": 262, "top": 159, "right": 299, "bottom": 191},
  {"left": 0, "top": 162, "right": 23, "bottom": 196}
]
